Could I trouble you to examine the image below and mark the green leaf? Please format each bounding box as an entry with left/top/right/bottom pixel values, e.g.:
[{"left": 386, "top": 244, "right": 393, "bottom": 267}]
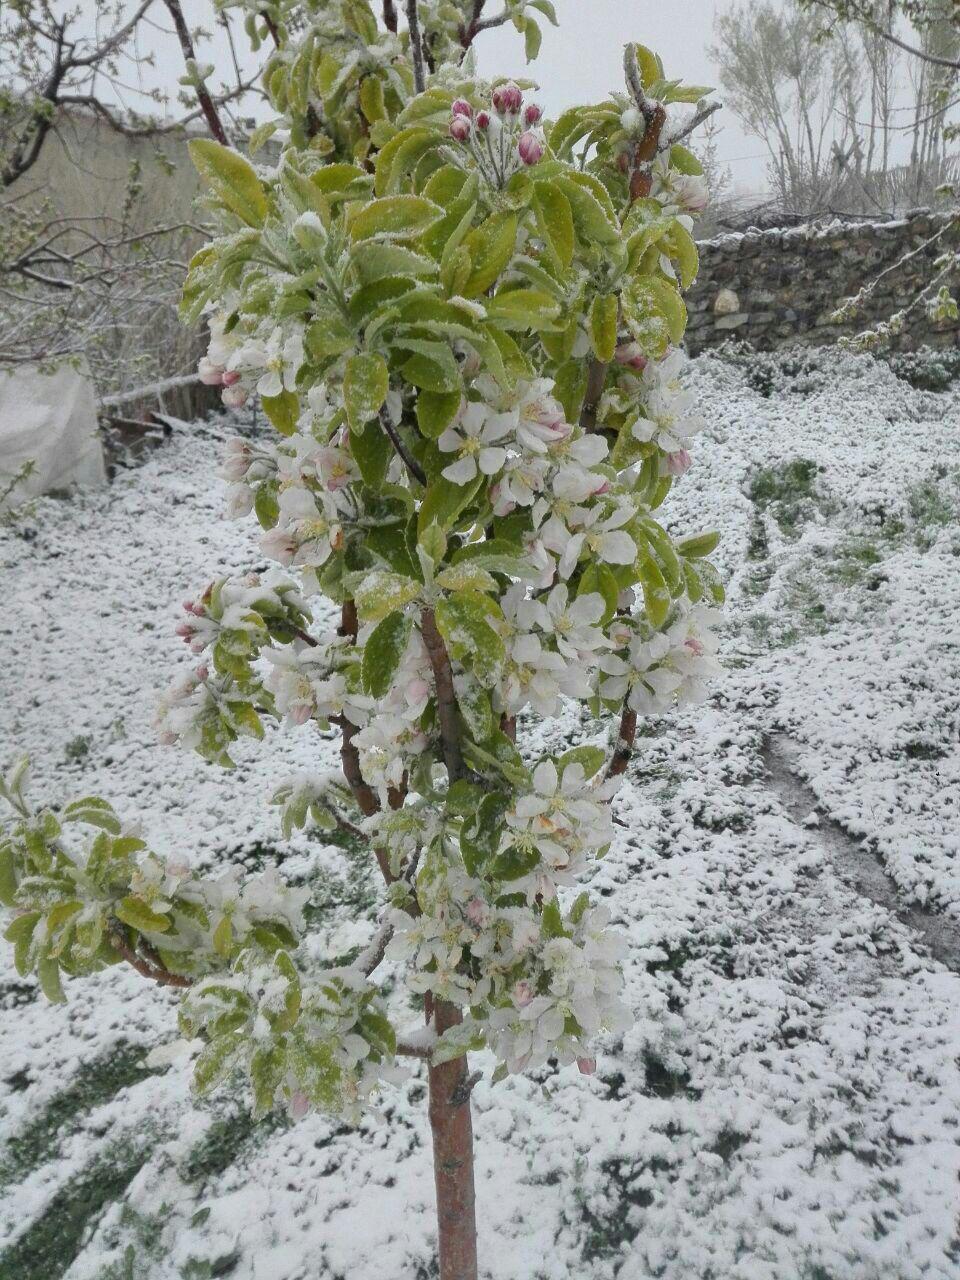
[
  {"left": 354, "top": 244, "right": 438, "bottom": 284},
  {"left": 417, "top": 473, "right": 483, "bottom": 535},
  {"left": 456, "top": 680, "right": 495, "bottom": 744},
  {"left": 462, "top": 212, "right": 518, "bottom": 297},
  {"left": 637, "top": 553, "right": 671, "bottom": 628},
  {"left": 349, "top": 415, "right": 392, "bottom": 488},
  {"left": 434, "top": 592, "right": 505, "bottom": 687},
  {"left": 362, "top": 613, "right": 412, "bottom": 697},
  {"left": 189, "top": 139, "right": 268, "bottom": 228},
  {"left": 524, "top": 16, "right": 542, "bottom": 61},
  {"left": 114, "top": 896, "right": 172, "bottom": 935},
  {"left": 353, "top": 570, "right": 421, "bottom": 623},
  {"left": 417, "top": 389, "right": 461, "bottom": 439},
  {"left": 556, "top": 745, "right": 606, "bottom": 779},
  {"left": 670, "top": 144, "right": 704, "bottom": 176},
  {"left": 556, "top": 176, "right": 620, "bottom": 247},
  {"left": 553, "top": 359, "right": 588, "bottom": 424},
  {"left": 531, "top": 183, "right": 574, "bottom": 268},
  {"left": 486, "top": 288, "right": 560, "bottom": 331},
  {"left": 589, "top": 293, "right": 618, "bottom": 362},
  {"left": 62, "top": 796, "right": 122, "bottom": 834},
  {"left": 350, "top": 195, "right": 444, "bottom": 242},
  {"left": 344, "top": 353, "right": 389, "bottom": 432},
  {"left": 6, "top": 911, "right": 41, "bottom": 975},
  {"left": 678, "top": 530, "right": 720, "bottom": 559},
  {"left": 0, "top": 841, "right": 17, "bottom": 907},
  {"left": 254, "top": 479, "right": 280, "bottom": 529},
  {"left": 38, "top": 954, "right": 66, "bottom": 1004},
  {"left": 460, "top": 791, "right": 511, "bottom": 875},
  {"left": 359, "top": 73, "right": 386, "bottom": 123},
  {"left": 262, "top": 388, "right": 299, "bottom": 436},
  {"left": 193, "top": 1034, "right": 240, "bottom": 1096}
]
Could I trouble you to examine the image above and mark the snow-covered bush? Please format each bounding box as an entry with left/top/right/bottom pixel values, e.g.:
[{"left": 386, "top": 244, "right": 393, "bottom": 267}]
[{"left": 1, "top": 4, "right": 722, "bottom": 1275}]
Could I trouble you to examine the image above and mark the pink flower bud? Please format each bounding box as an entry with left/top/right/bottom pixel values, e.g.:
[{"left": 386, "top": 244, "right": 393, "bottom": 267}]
[
  {"left": 518, "top": 131, "right": 544, "bottom": 166},
  {"left": 451, "top": 98, "right": 473, "bottom": 118},
  {"left": 475, "top": 110, "right": 491, "bottom": 131},
  {"left": 664, "top": 449, "right": 692, "bottom": 477},
  {"left": 492, "top": 82, "right": 523, "bottom": 115},
  {"left": 194, "top": 664, "right": 210, "bottom": 681},
  {"left": 175, "top": 622, "right": 195, "bottom": 641},
  {"left": 449, "top": 115, "right": 471, "bottom": 142},
  {"left": 198, "top": 357, "right": 224, "bottom": 387},
  {"left": 221, "top": 369, "right": 242, "bottom": 388},
  {"left": 221, "top": 384, "right": 248, "bottom": 409},
  {"left": 577, "top": 1057, "right": 597, "bottom": 1076},
  {"left": 523, "top": 103, "right": 542, "bottom": 126},
  {"left": 684, "top": 635, "right": 705, "bottom": 656},
  {"left": 614, "top": 342, "right": 647, "bottom": 371},
  {"left": 513, "top": 980, "right": 535, "bottom": 1008}
]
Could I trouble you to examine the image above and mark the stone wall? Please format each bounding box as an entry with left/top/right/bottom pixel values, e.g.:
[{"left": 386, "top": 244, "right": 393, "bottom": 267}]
[{"left": 686, "top": 212, "right": 959, "bottom": 354}]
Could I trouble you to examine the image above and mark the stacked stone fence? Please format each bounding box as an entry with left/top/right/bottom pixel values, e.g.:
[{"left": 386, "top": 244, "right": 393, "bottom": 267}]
[{"left": 686, "top": 211, "right": 960, "bottom": 354}]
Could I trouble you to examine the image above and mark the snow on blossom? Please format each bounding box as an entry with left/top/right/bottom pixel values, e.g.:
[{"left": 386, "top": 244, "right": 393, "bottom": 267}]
[
  {"left": 632, "top": 347, "right": 706, "bottom": 453},
  {"left": 228, "top": 325, "right": 305, "bottom": 399},
  {"left": 599, "top": 603, "right": 723, "bottom": 714}
]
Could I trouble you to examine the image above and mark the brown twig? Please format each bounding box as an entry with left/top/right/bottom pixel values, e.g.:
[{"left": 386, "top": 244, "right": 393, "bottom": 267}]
[
  {"left": 405, "top": 0, "right": 426, "bottom": 93},
  {"left": 420, "top": 608, "right": 466, "bottom": 783},
  {"left": 383, "top": 0, "right": 399, "bottom": 32},
  {"left": 109, "top": 929, "right": 193, "bottom": 989},
  {"left": 606, "top": 704, "right": 638, "bottom": 779},
  {"left": 379, "top": 407, "right": 426, "bottom": 485},
  {"left": 161, "top": 0, "right": 229, "bottom": 145},
  {"left": 580, "top": 357, "right": 609, "bottom": 432}
]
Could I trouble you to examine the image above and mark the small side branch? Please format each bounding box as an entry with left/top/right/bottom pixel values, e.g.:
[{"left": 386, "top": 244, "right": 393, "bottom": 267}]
[
  {"left": 109, "top": 929, "right": 193, "bottom": 989},
  {"left": 383, "top": 0, "right": 399, "bottom": 32},
  {"left": 161, "top": 0, "right": 229, "bottom": 145},
  {"left": 420, "top": 608, "right": 465, "bottom": 783},
  {"left": 380, "top": 407, "right": 426, "bottom": 485},
  {"left": 405, "top": 0, "right": 427, "bottom": 93}
]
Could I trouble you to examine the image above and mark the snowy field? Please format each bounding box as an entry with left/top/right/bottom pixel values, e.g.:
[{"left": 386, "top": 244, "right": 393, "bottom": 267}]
[{"left": 1, "top": 347, "right": 959, "bottom": 1280}]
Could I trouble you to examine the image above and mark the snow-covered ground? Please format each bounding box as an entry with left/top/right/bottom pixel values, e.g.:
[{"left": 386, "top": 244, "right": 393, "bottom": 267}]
[{"left": 2, "top": 349, "right": 959, "bottom": 1280}]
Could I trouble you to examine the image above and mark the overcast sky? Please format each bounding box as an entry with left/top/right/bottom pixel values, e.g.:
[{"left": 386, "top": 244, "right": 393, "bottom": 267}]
[{"left": 107, "top": 0, "right": 772, "bottom": 199}]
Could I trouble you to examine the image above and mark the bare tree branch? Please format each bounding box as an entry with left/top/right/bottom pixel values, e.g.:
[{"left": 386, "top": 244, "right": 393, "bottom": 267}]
[
  {"left": 160, "top": 0, "right": 229, "bottom": 145},
  {"left": 406, "top": 0, "right": 426, "bottom": 92}
]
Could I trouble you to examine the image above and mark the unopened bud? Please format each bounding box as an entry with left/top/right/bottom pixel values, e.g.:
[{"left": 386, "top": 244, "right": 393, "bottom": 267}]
[
  {"left": 518, "top": 131, "right": 544, "bottom": 166},
  {"left": 492, "top": 81, "right": 523, "bottom": 115},
  {"left": 475, "top": 110, "right": 491, "bottom": 131},
  {"left": 451, "top": 98, "right": 473, "bottom": 118},
  {"left": 523, "top": 103, "right": 542, "bottom": 126},
  {"left": 449, "top": 115, "right": 471, "bottom": 142}
]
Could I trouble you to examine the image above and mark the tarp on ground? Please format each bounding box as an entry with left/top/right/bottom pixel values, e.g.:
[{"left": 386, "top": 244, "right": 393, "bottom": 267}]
[{"left": 0, "top": 358, "right": 106, "bottom": 511}]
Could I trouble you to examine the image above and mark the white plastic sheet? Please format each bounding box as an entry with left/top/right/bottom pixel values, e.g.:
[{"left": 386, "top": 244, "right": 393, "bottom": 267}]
[{"left": 0, "top": 358, "right": 106, "bottom": 510}]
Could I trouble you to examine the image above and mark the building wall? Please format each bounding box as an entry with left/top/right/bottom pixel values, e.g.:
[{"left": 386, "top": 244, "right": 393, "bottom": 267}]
[{"left": 686, "top": 212, "right": 960, "bottom": 354}]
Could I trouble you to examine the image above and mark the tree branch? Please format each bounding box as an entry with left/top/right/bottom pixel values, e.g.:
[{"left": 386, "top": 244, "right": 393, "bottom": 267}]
[
  {"left": 606, "top": 704, "right": 638, "bottom": 779},
  {"left": 383, "top": 0, "right": 399, "bottom": 33},
  {"left": 579, "top": 357, "right": 609, "bottom": 432},
  {"left": 405, "top": 0, "right": 427, "bottom": 93},
  {"left": 420, "top": 608, "right": 465, "bottom": 783},
  {"left": 379, "top": 407, "right": 426, "bottom": 485},
  {"left": 160, "top": 0, "right": 229, "bottom": 145},
  {"left": 109, "top": 928, "right": 193, "bottom": 988}
]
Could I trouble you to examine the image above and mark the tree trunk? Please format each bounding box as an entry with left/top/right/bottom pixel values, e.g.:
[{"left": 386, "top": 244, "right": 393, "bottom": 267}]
[{"left": 427, "top": 998, "right": 478, "bottom": 1280}]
